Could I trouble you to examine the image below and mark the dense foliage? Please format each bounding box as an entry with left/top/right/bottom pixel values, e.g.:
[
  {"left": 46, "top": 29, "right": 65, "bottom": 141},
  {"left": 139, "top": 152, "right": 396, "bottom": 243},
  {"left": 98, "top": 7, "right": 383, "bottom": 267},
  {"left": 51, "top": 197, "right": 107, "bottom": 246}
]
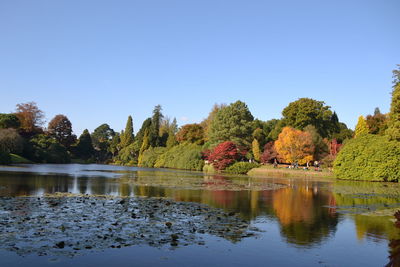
[
  {"left": 333, "top": 135, "right": 400, "bottom": 181},
  {"left": 387, "top": 82, "right": 400, "bottom": 141},
  {"left": 225, "top": 162, "right": 260, "bottom": 174},
  {"left": 274, "top": 127, "right": 314, "bottom": 165},
  {"left": 204, "top": 141, "right": 244, "bottom": 170},
  {"left": 282, "top": 98, "right": 338, "bottom": 138},
  {"left": 48, "top": 114, "right": 76, "bottom": 147},
  {"left": 154, "top": 143, "right": 204, "bottom": 171},
  {"left": 208, "top": 101, "right": 254, "bottom": 147},
  {"left": 0, "top": 114, "right": 20, "bottom": 129},
  {"left": 176, "top": 123, "right": 205, "bottom": 145},
  {"left": 139, "top": 147, "right": 168, "bottom": 168}
]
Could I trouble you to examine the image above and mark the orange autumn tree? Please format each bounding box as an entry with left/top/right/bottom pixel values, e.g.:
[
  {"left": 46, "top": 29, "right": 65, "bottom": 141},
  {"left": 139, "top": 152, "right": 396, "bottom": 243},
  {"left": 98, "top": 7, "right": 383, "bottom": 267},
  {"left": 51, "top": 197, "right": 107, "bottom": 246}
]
[{"left": 275, "top": 127, "right": 314, "bottom": 165}]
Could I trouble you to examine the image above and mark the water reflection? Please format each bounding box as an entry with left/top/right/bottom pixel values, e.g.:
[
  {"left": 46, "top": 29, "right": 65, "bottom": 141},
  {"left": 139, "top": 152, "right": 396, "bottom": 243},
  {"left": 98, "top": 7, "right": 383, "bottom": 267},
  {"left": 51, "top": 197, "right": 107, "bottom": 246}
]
[{"left": 0, "top": 164, "right": 399, "bottom": 252}]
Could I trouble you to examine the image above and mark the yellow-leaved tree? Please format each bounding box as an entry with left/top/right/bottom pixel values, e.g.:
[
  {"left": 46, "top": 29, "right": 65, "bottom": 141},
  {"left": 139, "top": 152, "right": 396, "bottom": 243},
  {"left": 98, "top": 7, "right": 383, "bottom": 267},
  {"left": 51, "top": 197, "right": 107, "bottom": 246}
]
[{"left": 275, "top": 127, "right": 314, "bottom": 165}]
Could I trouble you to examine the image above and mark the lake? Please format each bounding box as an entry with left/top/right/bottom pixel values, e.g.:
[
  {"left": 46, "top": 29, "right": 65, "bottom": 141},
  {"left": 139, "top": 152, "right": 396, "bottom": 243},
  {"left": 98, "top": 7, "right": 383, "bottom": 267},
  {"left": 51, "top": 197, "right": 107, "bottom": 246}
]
[{"left": 0, "top": 164, "right": 399, "bottom": 267}]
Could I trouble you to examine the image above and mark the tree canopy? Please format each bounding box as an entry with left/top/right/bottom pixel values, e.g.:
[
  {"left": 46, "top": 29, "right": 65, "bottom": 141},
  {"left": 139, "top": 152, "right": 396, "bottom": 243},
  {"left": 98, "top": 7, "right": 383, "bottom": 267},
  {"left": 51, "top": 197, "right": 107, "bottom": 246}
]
[
  {"left": 48, "top": 114, "right": 75, "bottom": 147},
  {"left": 15, "top": 102, "right": 44, "bottom": 134},
  {"left": 282, "top": 98, "right": 336, "bottom": 138},
  {"left": 208, "top": 100, "right": 254, "bottom": 147}
]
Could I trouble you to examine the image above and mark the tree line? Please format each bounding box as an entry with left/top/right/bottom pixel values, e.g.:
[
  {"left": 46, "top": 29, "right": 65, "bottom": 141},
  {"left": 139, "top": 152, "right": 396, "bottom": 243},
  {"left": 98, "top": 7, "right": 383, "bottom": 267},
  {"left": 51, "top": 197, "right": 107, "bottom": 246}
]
[{"left": 0, "top": 66, "right": 398, "bottom": 181}]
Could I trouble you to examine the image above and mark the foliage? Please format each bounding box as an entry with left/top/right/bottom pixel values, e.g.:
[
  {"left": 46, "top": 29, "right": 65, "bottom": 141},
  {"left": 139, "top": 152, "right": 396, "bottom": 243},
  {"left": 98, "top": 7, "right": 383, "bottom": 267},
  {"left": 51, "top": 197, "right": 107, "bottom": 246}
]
[
  {"left": 208, "top": 100, "right": 254, "bottom": 147},
  {"left": 139, "top": 147, "right": 167, "bottom": 168},
  {"left": 116, "top": 143, "right": 136, "bottom": 166},
  {"left": 387, "top": 82, "right": 400, "bottom": 141},
  {"left": 274, "top": 127, "right": 314, "bottom": 165},
  {"left": 333, "top": 134, "right": 400, "bottom": 181},
  {"left": 154, "top": 143, "right": 204, "bottom": 171},
  {"left": 201, "top": 103, "right": 226, "bottom": 141},
  {"left": 267, "top": 119, "right": 286, "bottom": 141},
  {"left": 304, "top": 125, "right": 329, "bottom": 160},
  {"left": 332, "top": 122, "right": 353, "bottom": 143},
  {"left": 0, "top": 114, "right": 20, "bottom": 129},
  {"left": 138, "top": 129, "right": 150, "bottom": 166},
  {"left": 203, "top": 141, "right": 243, "bottom": 171},
  {"left": 176, "top": 123, "right": 205, "bottom": 145},
  {"left": 251, "top": 139, "right": 261, "bottom": 162},
  {"left": 10, "top": 153, "right": 32, "bottom": 163},
  {"left": 74, "top": 129, "right": 94, "bottom": 160},
  {"left": 321, "top": 154, "right": 335, "bottom": 168},
  {"left": 48, "top": 114, "right": 76, "bottom": 147},
  {"left": 0, "top": 128, "right": 24, "bottom": 154},
  {"left": 150, "top": 105, "right": 163, "bottom": 147},
  {"left": 92, "top": 124, "right": 115, "bottom": 151},
  {"left": 282, "top": 98, "right": 336, "bottom": 138},
  {"left": 366, "top": 108, "right": 388, "bottom": 135},
  {"left": 25, "top": 134, "right": 70, "bottom": 163},
  {"left": 109, "top": 133, "right": 121, "bottom": 156},
  {"left": 225, "top": 162, "right": 260, "bottom": 174},
  {"left": 261, "top": 141, "right": 279, "bottom": 164},
  {"left": 15, "top": 102, "right": 44, "bottom": 134},
  {"left": 120, "top": 116, "right": 134, "bottom": 148},
  {"left": 0, "top": 149, "right": 11, "bottom": 164},
  {"left": 354, "top": 116, "right": 369, "bottom": 138}
]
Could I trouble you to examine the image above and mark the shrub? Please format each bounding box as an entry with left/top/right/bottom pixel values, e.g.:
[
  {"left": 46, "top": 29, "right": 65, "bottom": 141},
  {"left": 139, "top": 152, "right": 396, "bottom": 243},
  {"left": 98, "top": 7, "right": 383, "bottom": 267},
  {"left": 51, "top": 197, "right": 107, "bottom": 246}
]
[
  {"left": 333, "top": 134, "right": 400, "bottom": 181},
  {"left": 203, "top": 141, "right": 244, "bottom": 170},
  {"left": 139, "top": 147, "right": 167, "bottom": 168},
  {"left": 0, "top": 149, "right": 11, "bottom": 164},
  {"left": 154, "top": 143, "right": 204, "bottom": 171},
  {"left": 225, "top": 162, "right": 260, "bottom": 174}
]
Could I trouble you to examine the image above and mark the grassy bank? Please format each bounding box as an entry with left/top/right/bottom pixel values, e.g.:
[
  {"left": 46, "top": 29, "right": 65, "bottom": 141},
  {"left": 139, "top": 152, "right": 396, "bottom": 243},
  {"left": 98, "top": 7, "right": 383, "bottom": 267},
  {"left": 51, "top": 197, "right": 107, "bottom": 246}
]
[
  {"left": 247, "top": 164, "right": 334, "bottom": 179},
  {"left": 10, "top": 154, "right": 32, "bottom": 164}
]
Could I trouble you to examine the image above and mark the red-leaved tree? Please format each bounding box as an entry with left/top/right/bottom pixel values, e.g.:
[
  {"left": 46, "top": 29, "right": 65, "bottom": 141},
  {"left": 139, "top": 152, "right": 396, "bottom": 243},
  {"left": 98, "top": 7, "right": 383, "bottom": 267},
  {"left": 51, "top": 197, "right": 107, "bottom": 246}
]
[
  {"left": 261, "top": 141, "right": 279, "bottom": 164},
  {"left": 203, "top": 141, "right": 242, "bottom": 170}
]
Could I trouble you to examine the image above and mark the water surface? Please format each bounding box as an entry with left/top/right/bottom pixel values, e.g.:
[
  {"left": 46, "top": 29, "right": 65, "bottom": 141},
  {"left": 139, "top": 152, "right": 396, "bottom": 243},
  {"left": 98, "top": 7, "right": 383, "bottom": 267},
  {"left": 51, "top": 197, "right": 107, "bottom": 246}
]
[{"left": 0, "top": 164, "right": 399, "bottom": 267}]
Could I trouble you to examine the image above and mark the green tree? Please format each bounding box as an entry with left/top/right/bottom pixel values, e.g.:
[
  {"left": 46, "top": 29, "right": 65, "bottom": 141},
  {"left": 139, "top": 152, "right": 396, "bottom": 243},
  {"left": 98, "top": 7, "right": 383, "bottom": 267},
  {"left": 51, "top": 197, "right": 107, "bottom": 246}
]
[
  {"left": 176, "top": 123, "right": 205, "bottom": 145},
  {"left": 282, "top": 98, "right": 335, "bottom": 138},
  {"left": 25, "top": 134, "right": 70, "bottom": 163},
  {"left": 48, "top": 114, "right": 76, "bottom": 147},
  {"left": 201, "top": 103, "right": 226, "bottom": 141},
  {"left": 333, "top": 134, "right": 400, "bottom": 181},
  {"left": 304, "top": 125, "right": 329, "bottom": 160},
  {"left": 354, "top": 116, "right": 369, "bottom": 138},
  {"left": 109, "top": 132, "right": 121, "bottom": 156},
  {"left": 252, "top": 138, "right": 261, "bottom": 162},
  {"left": 120, "top": 116, "right": 134, "bottom": 148},
  {"left": 75, "top": 129, "right": 94, "bottom": 160},
  {"left": 166, "top": 118, "right": 178, "bottom": 148},
  {"left": 138, "top": 129, "right": 150, "bottom": 166},
  {"left": 387, "top": 67, "right": 400, "bottom": 141},
  {"left": 0, "top": 114, "right": 20, "bottom": 129},
  {"left": 150, "top": 105, "right": 163, "bottom": 147},
  {"left": 209, "top": 100, "right": 254, "bottom": 147}
]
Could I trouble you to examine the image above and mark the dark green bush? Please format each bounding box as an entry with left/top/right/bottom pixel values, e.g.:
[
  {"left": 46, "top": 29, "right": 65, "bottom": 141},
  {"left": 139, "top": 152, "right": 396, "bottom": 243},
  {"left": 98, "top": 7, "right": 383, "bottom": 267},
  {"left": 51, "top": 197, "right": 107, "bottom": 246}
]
[
  {"left": 333, "top": 134, "right": 400, "bottom": 181},
  {"left": 0, "top": 149, "right": 11, "bottom": 165},
  {"left": 154, "top": 143, "right": 204, "bottom": 171},
  {"left": 225, "top": 162, "right": 260, "bottom": 174},
  {"left": 140, "top": 147, "right": 167, "bottom": 168}
]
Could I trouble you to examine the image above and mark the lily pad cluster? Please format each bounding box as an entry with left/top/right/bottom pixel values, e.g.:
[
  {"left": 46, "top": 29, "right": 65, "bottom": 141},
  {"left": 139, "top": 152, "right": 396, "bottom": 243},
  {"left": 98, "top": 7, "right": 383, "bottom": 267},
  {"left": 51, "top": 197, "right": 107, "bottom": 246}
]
[{"left": 0, "top": 193, "right": 259, "bottom": 257}]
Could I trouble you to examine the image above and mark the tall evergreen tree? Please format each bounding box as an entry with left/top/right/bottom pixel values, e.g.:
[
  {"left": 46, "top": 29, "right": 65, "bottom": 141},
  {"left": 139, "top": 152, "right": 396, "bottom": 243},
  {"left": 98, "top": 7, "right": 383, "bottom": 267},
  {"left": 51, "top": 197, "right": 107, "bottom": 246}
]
[
  {"left": 150, "top": 105, "right": 163, "bottom": 146},
  {"left": 120, "top": 116, "right": 134, "bottom": 147},
  {"left": 76, "top": 129, "right": 94, "bottom": 159},
  {"left": 387, "top": 67, "right": 400, "bottom": 141},
  {"left": 354, "top": 116, "right": 369, "bottom": 138}
]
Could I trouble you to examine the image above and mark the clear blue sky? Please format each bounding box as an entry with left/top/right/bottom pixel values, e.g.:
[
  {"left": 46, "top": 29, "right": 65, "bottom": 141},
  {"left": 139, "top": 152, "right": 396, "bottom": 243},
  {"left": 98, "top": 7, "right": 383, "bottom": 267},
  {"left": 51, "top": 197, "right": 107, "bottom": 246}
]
[{"left": 0, "top": 0, "right": 399, "bottom": 135}]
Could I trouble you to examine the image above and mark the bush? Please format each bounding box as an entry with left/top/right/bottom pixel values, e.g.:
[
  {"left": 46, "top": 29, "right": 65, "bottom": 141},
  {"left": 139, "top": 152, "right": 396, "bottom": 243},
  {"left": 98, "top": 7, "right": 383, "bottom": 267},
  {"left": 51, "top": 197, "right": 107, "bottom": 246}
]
[
  {"left": 333, "top": 134, "right": 400, "bottom": 181},
  {"left": 203, "top": 163, "right": 216, "bottom": 174},
  {"left": 139, "top": 147, "right": 167, "bottom": 168},
  {"left": 24, "top": 134, "right": 70, "bottom": 163},
  {"left": 225, "top": 162, "right": 260, "bottom": 174},
  {"left": 203, "top": 141, "right": 244, "bottom": 170},
  {"left": 154, "top": 143, "right": 204, "bottom": 171},
  {"left": 0, "top": 149, "right": 11, "bottom": 164}
]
